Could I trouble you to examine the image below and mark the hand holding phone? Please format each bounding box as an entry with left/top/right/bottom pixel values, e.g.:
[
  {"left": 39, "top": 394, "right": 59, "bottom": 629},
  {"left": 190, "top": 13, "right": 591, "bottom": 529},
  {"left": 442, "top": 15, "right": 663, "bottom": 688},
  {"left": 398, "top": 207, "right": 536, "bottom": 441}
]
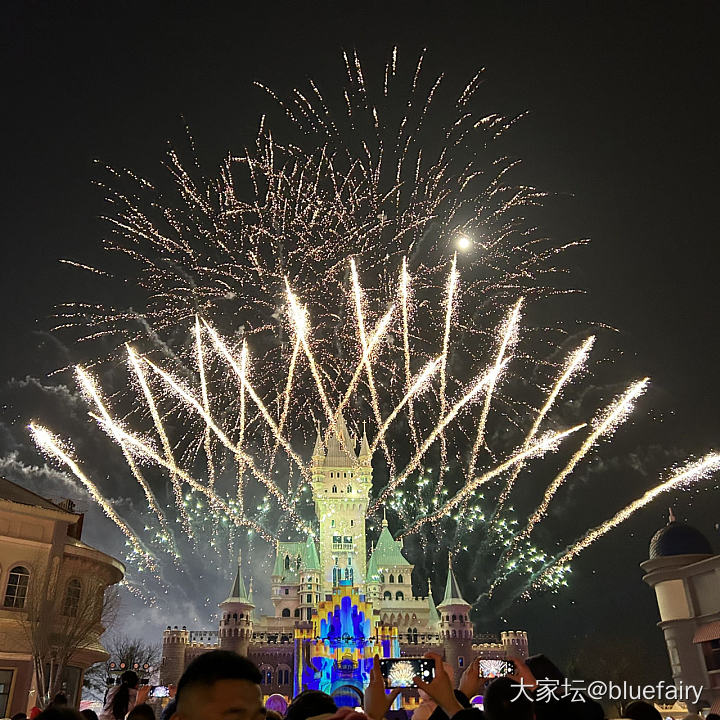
[{"left": 149, "top": 685, "right": 170, "bottom": 698}]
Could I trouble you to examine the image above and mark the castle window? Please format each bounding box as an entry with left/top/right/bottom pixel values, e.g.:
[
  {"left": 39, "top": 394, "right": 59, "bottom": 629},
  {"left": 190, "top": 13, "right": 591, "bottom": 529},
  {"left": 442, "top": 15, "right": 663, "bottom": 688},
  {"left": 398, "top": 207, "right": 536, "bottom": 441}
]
[
  {"left": 307, "top": 594, "right": 312, "bottom": 603},
  {"left": 63, "top": 578, "right": 82, "bottom": 617},
  {"left": 458, "top": 657, "right": 464, "bottom": 667},
  {"left": 330, "top": 472, "right": 334, "bottom": 478},
  {"left": 350, "top": 520, "right": 354, "bottom": 527},
  {"left": 306, "top": 608, "right": 312, "bottom": 620},
  {"left": 349, "top": 569, "right": 353, "bottom": 584},
  {"left": 383, "top": 591, "right": 392, "bottom": 600},
  {"left": 380, "top": 574, "right": 385, "bottom": 583},
  {"left": 347, "top": 485, "right": 352, "bottom": 493},
  {"left": 344, "top": 473, "right": 347, "bottom": 478},
  {"left": 344, "top": 536, "right": 352, "bottom": 545},
  {"left": 331, "top": 519, "right": 335, "bottom": 527},
  {"left": 344, "top": 568, "right": 349, "bottom": 580},
  {"left": 397, "top": 574, "right": 403, "bottom": 584},
  {"left": 294, "top": 608, "right": 300, "bottom": 617},
  {"left": 4, "top": 566, "right": 29, "bottom": 609},
  {"left": 265, "top": 670, "right": 272, "bottom": 685},
  {"left": 452, "top": 614, "right": 456, "bottom": 622},
  {"left": 333, "top": 535, "right": 342, "bottom": 544},
  {"left": 347, "top": 555, "right": 352, "bottom": 565},
  {"left": 284, "top": 555, "right": 291, "bottom": 570},
  {"left": 281, "top": 608, "right": 290, "bottom": 617},
  {"left": 395, "top": 591, "right": 404, "bottom": 600},
  {"left": 332, "top": 485, "right": 337, "bottom": 493},
  {"left": 284, "top": 589, "right": 289, "bottom": 595},
  {"left": 389, "top": 574, "right": 394, "bottom": 583},
  {"left": 233, "top": 613, "right": 238, "bottom": 620}
]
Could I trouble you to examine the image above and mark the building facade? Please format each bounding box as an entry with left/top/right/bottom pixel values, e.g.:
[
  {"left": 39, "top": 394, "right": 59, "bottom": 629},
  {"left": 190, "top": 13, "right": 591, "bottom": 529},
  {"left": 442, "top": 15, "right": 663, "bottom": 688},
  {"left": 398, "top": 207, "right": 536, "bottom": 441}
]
[
  {"left": 0, "top": 477, "right": 124, "bottom": 716},
  {"left": 160, "top": 419, "right": 528, "bottom": 705},
  {"left": 642, "top": 510, "right": 720, "bottom": 714}
]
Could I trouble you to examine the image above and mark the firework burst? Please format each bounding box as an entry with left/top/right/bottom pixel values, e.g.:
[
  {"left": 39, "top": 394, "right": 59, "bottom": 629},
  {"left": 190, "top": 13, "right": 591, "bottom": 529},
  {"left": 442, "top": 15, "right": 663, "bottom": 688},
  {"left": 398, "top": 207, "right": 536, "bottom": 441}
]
[{"left": 31, "top": 52, "right": 719, "bottom": 612}]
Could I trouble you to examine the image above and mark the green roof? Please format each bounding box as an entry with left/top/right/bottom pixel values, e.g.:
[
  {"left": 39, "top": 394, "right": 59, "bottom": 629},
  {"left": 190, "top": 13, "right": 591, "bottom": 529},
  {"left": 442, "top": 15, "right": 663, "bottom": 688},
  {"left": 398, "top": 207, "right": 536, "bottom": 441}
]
[
  {"left": 437, "top": 558, "right": 469, "bottom": 608},
  {"left": 222, "top": 551, "right": 254, "bottom": 606},
  {"left": 367, "top": 523, "right": 412, "bottom": 575},
  {"left": 272, "top": 536, "right": 320, "bottom": 580}
]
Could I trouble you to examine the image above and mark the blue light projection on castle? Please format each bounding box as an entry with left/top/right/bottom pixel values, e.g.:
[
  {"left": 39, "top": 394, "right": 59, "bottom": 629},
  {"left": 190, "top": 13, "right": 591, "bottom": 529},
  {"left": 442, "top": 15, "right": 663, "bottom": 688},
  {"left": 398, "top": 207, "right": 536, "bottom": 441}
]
[{"left": 295, "top": 581, "right": 400, "bottom": 705}]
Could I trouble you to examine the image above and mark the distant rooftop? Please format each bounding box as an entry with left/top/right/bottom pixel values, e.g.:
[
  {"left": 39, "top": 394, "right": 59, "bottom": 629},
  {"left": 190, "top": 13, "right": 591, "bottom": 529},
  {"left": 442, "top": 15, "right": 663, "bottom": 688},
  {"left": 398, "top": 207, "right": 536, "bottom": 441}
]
[{"left": 0, "top": 476, "right": 76, "bottom": 514}]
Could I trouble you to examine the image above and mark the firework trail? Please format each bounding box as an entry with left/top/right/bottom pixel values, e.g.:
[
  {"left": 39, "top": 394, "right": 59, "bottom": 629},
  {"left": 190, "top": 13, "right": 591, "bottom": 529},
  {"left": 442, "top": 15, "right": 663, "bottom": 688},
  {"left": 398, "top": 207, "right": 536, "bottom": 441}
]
[
  {"left": 530, "top": 453, "right": 720, "bottom": 589},
  {"left": 29, "top": 423, "right": 156, "bottom": 570},
  {"left": 494, "top": 335, "right": 595, "bottom": 514}
]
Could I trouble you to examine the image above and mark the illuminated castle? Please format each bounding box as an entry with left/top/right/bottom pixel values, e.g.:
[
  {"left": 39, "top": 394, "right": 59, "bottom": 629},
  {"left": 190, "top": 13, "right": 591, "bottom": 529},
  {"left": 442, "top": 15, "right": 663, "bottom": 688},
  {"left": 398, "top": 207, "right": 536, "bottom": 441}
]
[{"left": 160, "top": 418, "right": 528, "bottom": 706}]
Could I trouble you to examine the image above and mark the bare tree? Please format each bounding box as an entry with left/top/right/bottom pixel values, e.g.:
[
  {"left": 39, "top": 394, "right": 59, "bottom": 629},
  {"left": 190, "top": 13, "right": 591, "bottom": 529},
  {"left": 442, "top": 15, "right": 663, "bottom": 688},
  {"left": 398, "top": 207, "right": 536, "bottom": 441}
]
[
  {"left": 18, "top": 559, "right": 119, "bottom": 708},
  {"left": 84, "top": 634, "right": 161, "bottom": 701}
]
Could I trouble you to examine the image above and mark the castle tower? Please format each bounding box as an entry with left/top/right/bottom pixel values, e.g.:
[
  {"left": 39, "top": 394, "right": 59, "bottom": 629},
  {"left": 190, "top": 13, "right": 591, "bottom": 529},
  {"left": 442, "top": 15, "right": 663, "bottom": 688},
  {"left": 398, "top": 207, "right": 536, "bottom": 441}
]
[
  {"left": 311, "top": 417, "right": 372, "bottom": 591},
  {"left": 160, "top": 626, "right": 189, "bottom": 686},
  {"left": 219, "top": 551, "right": 254, "bottom": 656},
  {"left": 437, "top": 555, "right": 474, "bottom": 682}
]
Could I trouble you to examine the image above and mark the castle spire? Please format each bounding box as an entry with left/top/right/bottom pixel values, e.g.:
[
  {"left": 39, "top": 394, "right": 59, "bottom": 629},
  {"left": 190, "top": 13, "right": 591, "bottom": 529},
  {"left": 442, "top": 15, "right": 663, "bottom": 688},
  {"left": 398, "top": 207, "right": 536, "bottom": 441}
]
[
  {"left": 427, "top": 577, "right": 440, "bottom": 627},
  {"left": 223, "top": 547, "right": 252, "bottom": 605},
  {"left": 312, "top": 430, "right": 325, "bottom": 461},
  {"left": 359, "top": 424, "right": 371, "bottom": 461},
  {"left": 438, "top": 553, "right": 468, "bottom": 607},
  {"left": 382, "top": 506, "right": 388, "bottom": 528}
]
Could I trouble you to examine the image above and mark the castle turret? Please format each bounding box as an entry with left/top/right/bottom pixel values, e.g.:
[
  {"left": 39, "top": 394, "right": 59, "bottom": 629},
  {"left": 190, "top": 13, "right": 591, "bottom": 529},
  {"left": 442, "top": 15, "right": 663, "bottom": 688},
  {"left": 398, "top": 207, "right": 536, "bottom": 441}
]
[
  {"left": 219, "top": 551, "right": 254, "bottom": 656},
  {"left": 501, "top": 631, "right": 529, "bottom": 659},
  {"left": 160, "top": 625, "right": 189, "bottom": 686},
  {"left": 437, "top": 555, "right": 474, "bottom": 682}
]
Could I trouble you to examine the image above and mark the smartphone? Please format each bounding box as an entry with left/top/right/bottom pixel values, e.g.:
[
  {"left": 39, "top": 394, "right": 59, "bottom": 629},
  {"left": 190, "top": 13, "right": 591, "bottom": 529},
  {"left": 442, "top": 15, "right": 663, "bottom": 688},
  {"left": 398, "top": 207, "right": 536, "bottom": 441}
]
[
  {"left": 149, "top": 685, "right": 170, "bottom": 698},
  {"left": 379, "top": 657, "right": 435, "bottom": 688},
  {"left": 478, "top": 659, "right": 515, "bottom": 678}
]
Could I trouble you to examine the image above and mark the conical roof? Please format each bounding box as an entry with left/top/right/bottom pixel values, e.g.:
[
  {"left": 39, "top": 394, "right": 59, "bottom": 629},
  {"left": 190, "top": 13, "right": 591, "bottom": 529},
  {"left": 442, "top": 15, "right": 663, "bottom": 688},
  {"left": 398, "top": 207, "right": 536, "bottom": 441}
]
[
  {"left": 368, "top": 518, "right": 412, "bottom": 570},
  {"left": 222, "top": 550, "right": 254, "bottom": 606},
  {"left": 359, "top": 426, "right": 371, "bottom": 461},
  {"left": 304, "top": 535, "right": 321, "bottom": 570},
  {"left": 437, "top": 555, "right": 469, "bottom": 608},
  {"left": 312, "top": 431, "right": 325, "bottom": 459}
]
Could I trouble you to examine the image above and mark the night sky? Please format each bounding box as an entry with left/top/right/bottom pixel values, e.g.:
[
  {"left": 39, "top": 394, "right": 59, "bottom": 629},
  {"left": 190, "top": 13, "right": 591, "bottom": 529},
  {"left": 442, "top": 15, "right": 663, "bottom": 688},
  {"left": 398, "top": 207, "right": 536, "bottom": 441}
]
[{"left": 2, "top": 0, "right": 720, "bottom": 682}]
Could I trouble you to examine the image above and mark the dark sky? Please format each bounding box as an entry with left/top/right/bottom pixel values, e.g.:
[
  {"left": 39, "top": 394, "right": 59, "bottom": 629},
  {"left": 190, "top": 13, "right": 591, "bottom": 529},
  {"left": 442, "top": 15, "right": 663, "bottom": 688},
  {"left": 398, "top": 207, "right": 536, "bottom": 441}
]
[{"left": 2, "top": 0, "right": 720, "bottom": 682}]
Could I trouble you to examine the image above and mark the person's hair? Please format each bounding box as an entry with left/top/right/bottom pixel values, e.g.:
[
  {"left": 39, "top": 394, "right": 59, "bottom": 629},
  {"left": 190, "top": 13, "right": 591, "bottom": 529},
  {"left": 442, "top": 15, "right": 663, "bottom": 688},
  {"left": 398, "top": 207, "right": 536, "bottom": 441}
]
[
  {"left": 265, "top": 711, "right": 283, "bottom": 720},
  {"left": 80, "top": 712, "right": 99, "bottom": 720},
  {"left": 623, "top": 700, "right": 662, "bottom": 720},
  {"left": 51, "top": 694, "right": 68, "bottom": 707},
  {"left": 127, "top": 704, "right": 155, "bottom": 720},
  {"left": 12, "top": 713, "right": 28, "bottom": 720},
  {"left": 483, "top": 677, "right": 533, "bottom": 720},
  {"left": 706, "top": 714, "right": 720, "bottom": 720},
  {"left": 159, "top": 698, "right": 176, "bottom": 720},
  {"left": 36, "top": 709, "right": 84, "bottom": 720},
  {"left": 284, "top": 690, "right": 337, "bottom": 720},
  {"left": 176, "top": 650, "right": 262, "bottom": 705},
  {"left": 524, "top": 654, "right": 565, "bottom": 682},
  {"left": 112, "top": 670, "right": 140, "bottom": 719}
]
